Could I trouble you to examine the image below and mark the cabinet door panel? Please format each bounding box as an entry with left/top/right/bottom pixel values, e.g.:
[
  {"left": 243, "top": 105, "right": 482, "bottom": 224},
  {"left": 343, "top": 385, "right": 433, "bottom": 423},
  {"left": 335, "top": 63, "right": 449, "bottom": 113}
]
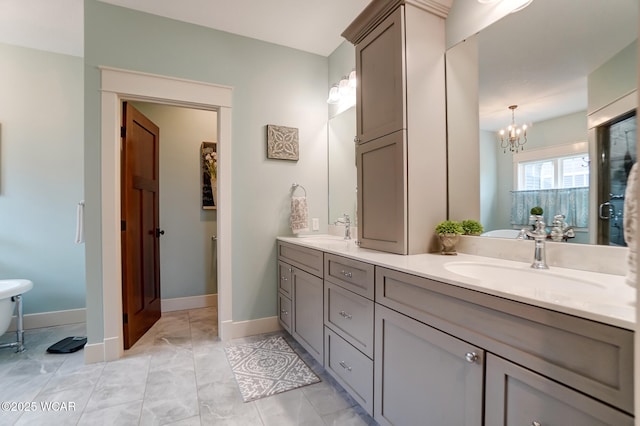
[
  {"left": 485, "top": 354, "right": 633, "bottom": 425},
  {"left": 356, "top": 7, "right": 405, "bottom": 142},
  {"left": 357, "top": 130, "right": 406, "bottom": 254},
  {"left": 374, "top": 304, "right": 483, "bottom": 426},
  {"left": 292, "top": 268, "right": 324, "bottom": 366}
]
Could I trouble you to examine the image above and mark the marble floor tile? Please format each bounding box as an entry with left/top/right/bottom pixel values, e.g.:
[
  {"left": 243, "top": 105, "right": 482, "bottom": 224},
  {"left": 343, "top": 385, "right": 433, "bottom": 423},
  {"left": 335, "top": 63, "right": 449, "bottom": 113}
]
[
  {"left": 139, "top": 365, "right": 199, "bottom": 425},
  {"left": 0, "top": 307, "right": 377, "bottom": 425},
  {"left": 255, "top": 388, "right": 325, "bottom": 426},
  {"left": 77, "top": 400, "right": 143, "bottom": 426}
]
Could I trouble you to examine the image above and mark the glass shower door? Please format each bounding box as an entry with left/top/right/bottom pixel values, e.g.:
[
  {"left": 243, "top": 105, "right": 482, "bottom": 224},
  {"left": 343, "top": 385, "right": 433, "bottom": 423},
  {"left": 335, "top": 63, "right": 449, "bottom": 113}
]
[{"left": 597, "top": 111, "right": 637, "bottom": 246}]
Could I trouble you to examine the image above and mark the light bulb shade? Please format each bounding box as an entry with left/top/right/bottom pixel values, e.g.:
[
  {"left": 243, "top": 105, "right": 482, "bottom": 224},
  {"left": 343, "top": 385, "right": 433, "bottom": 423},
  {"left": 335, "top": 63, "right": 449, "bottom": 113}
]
[
  {"left": 511, "top": 0, "right": 533, "bottom": 13},
  {"left": 338, "top": 77, "right": 350, "bottom": 96},
  {"left": 348, "top": 70, "right": 357, "bottom": 89},
  {"left": 327, "top": 85, "right": 340, "bottom": 104}
]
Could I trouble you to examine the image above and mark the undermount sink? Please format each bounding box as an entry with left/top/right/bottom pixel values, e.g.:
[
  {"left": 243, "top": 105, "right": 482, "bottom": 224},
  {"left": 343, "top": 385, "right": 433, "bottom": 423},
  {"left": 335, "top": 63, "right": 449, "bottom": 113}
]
[{"left": 444, "top": 261, "right": 607, "bottom": 300}]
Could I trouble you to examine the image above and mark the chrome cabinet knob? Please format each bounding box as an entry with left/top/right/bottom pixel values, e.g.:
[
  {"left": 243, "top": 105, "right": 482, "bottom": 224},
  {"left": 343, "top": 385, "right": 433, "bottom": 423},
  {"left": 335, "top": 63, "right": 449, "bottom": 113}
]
[
  {"left": 280, "top": 309, "right": 288, "bottom": 315},
  {"left": 465, "top": 352, "right": 479, "bottom": 363},
  {"left": 281, "top": 276, "right": 288, "bottom": 281},
  {"left": 531, "top": 422, "right": 541, "bottom": 426}
]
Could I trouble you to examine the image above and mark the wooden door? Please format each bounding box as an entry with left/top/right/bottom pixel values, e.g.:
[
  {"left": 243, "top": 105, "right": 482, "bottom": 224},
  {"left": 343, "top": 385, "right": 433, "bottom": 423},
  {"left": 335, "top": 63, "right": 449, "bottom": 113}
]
[
  {"left": 121, "top": 102, "right": 161, "bottom": 349},
  {"left": 374, "top": 304, "right": 484, "bottom": 426}
]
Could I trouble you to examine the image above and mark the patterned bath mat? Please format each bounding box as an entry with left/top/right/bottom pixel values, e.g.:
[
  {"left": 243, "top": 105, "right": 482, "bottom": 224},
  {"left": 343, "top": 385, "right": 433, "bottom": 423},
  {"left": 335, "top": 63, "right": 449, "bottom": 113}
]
[{"left": 224, "top": 335, "right": 321, "bottom": 402}]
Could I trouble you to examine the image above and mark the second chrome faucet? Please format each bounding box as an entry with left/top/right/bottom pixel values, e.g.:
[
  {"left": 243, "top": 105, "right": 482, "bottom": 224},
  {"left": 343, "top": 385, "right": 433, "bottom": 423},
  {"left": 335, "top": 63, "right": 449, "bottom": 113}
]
[
  {"left": 525, "top": 215, "right": 549, "bottom": 269},
  {"left": 335, "top": 213, "right": 351, "bottom": 240}
]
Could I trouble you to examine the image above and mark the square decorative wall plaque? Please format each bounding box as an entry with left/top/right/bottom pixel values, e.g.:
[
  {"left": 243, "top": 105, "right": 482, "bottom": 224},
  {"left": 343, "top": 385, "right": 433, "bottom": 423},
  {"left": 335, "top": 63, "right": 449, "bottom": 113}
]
[{"left": 266, "top": 124, "right": 299, "bottom": 161}]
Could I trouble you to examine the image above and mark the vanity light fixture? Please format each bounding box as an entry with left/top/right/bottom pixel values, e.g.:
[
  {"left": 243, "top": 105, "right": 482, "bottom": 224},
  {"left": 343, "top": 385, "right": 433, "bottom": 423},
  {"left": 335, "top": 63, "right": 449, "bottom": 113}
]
[
  {"left": 338, "top": 76, "right": 350, "bottom": 97},
  {"left": 510, "top": 0, "right": 533, "bottom": 13},
  {"left": 499, "top": 105, "right": 528, "bottom": 153},
  {"left": 476, "top": 0, "right": 533, "bottom": 13},
  {"left": 327, "top": 84, "right": 340, "bottom": 104},
  {"left": 327, "top": 70, "right": 356, "bottom": 108},
  {"left": 348, "top": 69, "right": 357, "bottom": 89}
]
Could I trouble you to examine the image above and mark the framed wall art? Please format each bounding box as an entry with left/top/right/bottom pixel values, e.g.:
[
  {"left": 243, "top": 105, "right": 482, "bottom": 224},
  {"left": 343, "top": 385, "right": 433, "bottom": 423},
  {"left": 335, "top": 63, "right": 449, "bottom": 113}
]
[
  {"left": 266, "top": 124, "right": 299, "bottom": 161},
  {"left": 201, "top": 141, "right": 217, "bottom": 210}
]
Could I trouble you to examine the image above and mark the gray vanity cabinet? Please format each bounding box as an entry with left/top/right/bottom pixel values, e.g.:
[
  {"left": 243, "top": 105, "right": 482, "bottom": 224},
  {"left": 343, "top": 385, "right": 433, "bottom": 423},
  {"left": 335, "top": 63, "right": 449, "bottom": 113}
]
[
  {"left": 353, "top": 6, "right": 404, "bottom": 144},
  {"left": 374, "top": 303, "right": 484, "bottom": 426},
  {"left": 323, "top": 253, "right": 375, "bottom": 415},
  {"left": 356, "top": 131, "right": 407, "bottom": 254},
  {"left": 277, "top": 242, "right": 324, "bottom": 366},
  {"left": 291, "top": 268, "right": 324, "bottom": 365},
  {"left": 343, "top": 0, "right": 448, "bottom": 255},
  {"left": 485, "top": 354, "right": 633, "bottom": 425}
]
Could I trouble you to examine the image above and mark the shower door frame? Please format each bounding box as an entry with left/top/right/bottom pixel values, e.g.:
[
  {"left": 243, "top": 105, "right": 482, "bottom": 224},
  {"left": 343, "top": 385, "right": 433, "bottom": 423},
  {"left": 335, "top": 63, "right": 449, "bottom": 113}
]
[{"left": 587, "top": 90, "right": 637, "bottom": 245}]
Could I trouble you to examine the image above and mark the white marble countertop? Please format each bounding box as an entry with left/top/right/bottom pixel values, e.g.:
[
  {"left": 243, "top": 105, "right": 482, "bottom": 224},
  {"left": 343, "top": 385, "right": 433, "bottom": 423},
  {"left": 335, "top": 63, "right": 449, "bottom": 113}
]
[{"left": 278, "top": 235, "right": 636, "bottom": 330}]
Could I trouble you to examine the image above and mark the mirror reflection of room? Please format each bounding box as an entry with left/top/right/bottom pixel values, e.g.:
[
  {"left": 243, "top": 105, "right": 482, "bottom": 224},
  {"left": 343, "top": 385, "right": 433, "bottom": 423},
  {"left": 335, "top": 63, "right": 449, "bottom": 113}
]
[{"left": 447, "top": 0, "right": 637, "bottom": 245}]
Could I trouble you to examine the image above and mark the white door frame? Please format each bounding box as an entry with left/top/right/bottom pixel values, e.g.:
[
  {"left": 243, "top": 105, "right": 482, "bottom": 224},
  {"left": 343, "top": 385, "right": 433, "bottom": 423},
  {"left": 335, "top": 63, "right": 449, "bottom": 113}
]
[{"left": 96, "top": 67, "right": 233, "bottom": 361}]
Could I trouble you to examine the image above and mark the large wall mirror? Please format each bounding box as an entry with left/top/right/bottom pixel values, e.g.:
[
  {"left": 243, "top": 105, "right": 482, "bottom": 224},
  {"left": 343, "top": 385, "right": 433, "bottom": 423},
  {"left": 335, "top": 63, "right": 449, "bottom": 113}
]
[
  {"left": 328, "top": 106, "right": 357, "bottom": 225},
  {"left": 447, "top": 0, "right": 637, "bottom": 245}
]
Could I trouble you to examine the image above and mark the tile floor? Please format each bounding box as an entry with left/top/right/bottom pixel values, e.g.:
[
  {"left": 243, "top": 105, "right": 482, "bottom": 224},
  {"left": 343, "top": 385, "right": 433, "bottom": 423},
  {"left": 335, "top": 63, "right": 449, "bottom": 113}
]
[{"left": 0, "top": 307, "right": 376, "bottom": 425}]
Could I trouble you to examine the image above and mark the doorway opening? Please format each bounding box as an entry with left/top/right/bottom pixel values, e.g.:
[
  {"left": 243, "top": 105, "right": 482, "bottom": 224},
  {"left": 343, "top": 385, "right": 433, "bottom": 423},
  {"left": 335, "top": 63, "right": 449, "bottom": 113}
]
[
  {"left": 121, "top": 101, "right": 220, "bottom": 349},
  {"left": 97, "top": 67, "right": 232, "bottom": 362}
]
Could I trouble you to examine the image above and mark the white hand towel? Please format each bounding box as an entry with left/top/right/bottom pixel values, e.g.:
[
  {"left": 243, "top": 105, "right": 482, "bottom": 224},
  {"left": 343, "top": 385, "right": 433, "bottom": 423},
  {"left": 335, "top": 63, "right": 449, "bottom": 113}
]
[
  {"left": 624, "top": 163, "right": 637, "bottom": 287},
  {"left": 75, "top": 201, "right": 85, "bottom": 244},
  {"left": 290, "top": 196, "right": 309, "bottom": 234}
]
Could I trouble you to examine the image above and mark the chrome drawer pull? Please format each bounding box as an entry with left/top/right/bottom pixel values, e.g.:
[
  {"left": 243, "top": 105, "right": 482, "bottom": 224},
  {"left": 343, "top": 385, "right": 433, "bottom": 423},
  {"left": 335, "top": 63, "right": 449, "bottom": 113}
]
[
  {"left": 281, "top": 276, "right": 288, "bottom": 281},
  {"left": 531, "top": 422, "right": 541, "bottom": 426},
  {"left": 340, "top": 270, "right": 353, "bottom": 278},
  {"left": 339, "top": 361, "right": 352, "bottom": 372},
  {"left": 339, "top": 311, "right": 353, "bottom": 320},
  {"left": 280, "top": 309, "right": 288, "bottom": 315}
]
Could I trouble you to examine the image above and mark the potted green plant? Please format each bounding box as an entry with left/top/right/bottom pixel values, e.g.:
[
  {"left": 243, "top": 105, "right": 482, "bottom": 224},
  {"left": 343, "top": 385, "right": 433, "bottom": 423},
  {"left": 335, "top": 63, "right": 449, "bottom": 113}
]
[
  {"left": 435, "top": 220, "right": 464, "bottom": 255},
  {"left": 461, "top": 219, "right": 483, "bottom": 236},
  {"left": 530, "top": 206, "right": 543, "bottom": 216}
]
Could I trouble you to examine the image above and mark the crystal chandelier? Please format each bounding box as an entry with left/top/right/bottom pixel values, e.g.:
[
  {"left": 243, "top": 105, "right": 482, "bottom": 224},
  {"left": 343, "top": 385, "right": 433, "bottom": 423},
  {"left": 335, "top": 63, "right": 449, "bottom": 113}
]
[{"left": 499, "top": 105, "right": 528, "bottom": 153}]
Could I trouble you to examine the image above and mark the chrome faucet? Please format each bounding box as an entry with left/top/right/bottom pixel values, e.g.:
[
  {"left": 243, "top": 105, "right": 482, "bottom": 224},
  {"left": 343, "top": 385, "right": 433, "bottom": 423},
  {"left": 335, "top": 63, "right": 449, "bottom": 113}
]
[
  {"left": 335, "top": 213, "right": 351, "bottom": 240},
  {"left": 525, "top": 215, "right": 549, "bottom": 269},
  {"left": 550, "top": 214, "right": 575, "bottom": 242}
]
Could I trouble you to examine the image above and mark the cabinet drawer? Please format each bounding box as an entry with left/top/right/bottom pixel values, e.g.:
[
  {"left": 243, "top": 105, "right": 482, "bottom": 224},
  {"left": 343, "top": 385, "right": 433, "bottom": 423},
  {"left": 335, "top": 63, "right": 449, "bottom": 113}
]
[
  {"left": 278, "top": 293, "right": 292, "bottom": 332},
  {"left": 324, "top": 327, "right": 373, "bottom": 415},
  {"left": 324, "top": 281, "right": 374, "bottom": 358},
  {"left": 278, "top": 241, "right": 323, "bottom": 277},
  {"left": 486, "top": 354, "right": 633, "bottom": 425},
  {"left": 324, "top": 253, "right": 375, "bottom": 299},
  {"left": 278, "top": 261, "right": 292, "bottom": 296},
  {"left": 376, "top": 266, "right": 634, "bottom": 414}
]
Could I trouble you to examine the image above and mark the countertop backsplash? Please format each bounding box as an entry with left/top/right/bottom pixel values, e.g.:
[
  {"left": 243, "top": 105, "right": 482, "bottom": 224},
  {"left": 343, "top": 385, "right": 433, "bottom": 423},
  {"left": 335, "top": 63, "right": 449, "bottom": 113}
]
[{"left": 457, "top": 235, "right": 628, "bottom": 276}]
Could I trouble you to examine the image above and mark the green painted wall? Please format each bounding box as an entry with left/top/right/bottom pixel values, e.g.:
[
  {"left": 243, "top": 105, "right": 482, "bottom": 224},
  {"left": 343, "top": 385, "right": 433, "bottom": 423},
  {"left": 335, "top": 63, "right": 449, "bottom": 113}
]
[
  {"left": 84, "top": 0, "right": 329, "bottom": 341},
  {"left": 0, "top": 43, "right": 85, "bottom": 314}
]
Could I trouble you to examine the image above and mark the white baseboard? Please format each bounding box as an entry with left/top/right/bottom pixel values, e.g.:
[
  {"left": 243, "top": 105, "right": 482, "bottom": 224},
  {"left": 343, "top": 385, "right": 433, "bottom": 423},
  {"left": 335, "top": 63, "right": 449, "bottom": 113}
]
[
  {"left": 7, "top": 308, "right": 86, "bottom": 332},
  {"left": 162, "top": 294, "right": 217, "bottom": 313},
  {"left": 84, "top": 342, "right": 105, "bottom": 364},
  {"left": 220, "top": 316, "right": 282, "bottom": 341}
]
